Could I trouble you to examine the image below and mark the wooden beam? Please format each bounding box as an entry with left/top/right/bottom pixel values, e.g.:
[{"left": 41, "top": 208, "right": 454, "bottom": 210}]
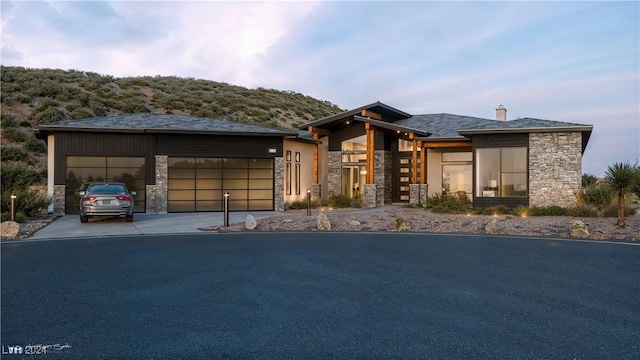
[
  {"left": 421, "top": 141, "right": 471, "bottom": 148},
  {"left": 409, "top": 132, "right": 415, "bottom": 140},
  {"left": 313, "top": 133, "right": 319, "bottom": 183},
  {"left": 412, "top": 140, "right": 418, "bottom": 184},
  {"left": 365, "top": 123, "right": 375, "bottom": 184},
  {"left": 307, "top": 126, "right": 331, "bottom": 136},
  {"left": 419, "top": 141, "right": 426, "bottom": 184},
  {"left": 361, "top": 109, "right": 382, "bottom": 120}
]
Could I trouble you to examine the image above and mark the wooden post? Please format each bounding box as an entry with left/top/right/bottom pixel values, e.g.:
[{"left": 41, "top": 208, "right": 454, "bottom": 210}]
[
  {"left": 419, "top": 141, "right": 426, "bottom": 184},
  {"left": 365, "top": 123, "right": 375, "bottom": 184},
  {"left": 410, "top": 133, "right": 417, "bottom": 184},
  {"left": 313, "top": 132, "right": 319, "bottom": 184}
]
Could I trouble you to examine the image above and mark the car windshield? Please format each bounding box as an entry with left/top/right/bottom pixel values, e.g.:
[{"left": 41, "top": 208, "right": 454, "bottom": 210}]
[{"left": 87, "top": 184, "right": 126, "bottom": 194}]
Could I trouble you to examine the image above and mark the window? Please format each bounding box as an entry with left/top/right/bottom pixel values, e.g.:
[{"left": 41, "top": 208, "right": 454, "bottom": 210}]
[
  {"left": 476, "top": 147, "right": 527, "bottom": 197},
  {"left": 295, "top": 152, "right": 301, "bottom": 195},
  {"left": 286, "top": 150, "right": 292, "bottom": 195},
  {"left": 398, "top": 139, "right": 420, "bottom": 152},
  {"left": 341, "top": 135, "right": 367, "bottom": 163}
]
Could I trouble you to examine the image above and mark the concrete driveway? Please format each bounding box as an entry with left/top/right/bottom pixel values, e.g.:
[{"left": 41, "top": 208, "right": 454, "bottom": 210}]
[{"left": 29, "top": 211, "right": 285, "bottom": 240}]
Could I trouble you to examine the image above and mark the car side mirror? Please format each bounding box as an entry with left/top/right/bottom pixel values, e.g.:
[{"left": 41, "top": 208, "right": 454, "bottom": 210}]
[
  {"left": 131, "top": 191, "right": 137, "bottom": 196},
  {"left": 79, "top": 191, "right": 86, "bottom": 196}
]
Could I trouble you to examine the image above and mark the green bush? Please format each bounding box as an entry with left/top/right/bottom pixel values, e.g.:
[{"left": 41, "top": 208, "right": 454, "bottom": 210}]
[
  {"left": 70, "top": 108, "right": 94, "bottom": 120},
  {"left": 394, "top": 217, "right": 410, "bottom": 231},
  {"left": 1, "top": 189, "right": 50, "bottom": 218},
  {"left": 1, "top": 145, "right": 27, "bottom": 161},
  {"left": 288, "top": 200, "right": 308, "bottom": 209},
  {"left": 24, "top": 135, "right": 47, "bottom": 153},
  {"left": 529, "top": 206, "right": 567, "bottom": 216},
  {"left": 582, "top": 174, "right": 598, "bottom": 187},
  {"left": 36, "top": 97, "right": 59, "bottom": 112},
  {"left": 566, "top": 206, "right": 598, "bottom": 217},
  {"left": 427, "top": 193, "right": 471, "bottom": 213},
  {"left": 512, "top": 206, "right": 529, "bottom": 217},
  {"left": 328, "top": 194, "right": 353, "bottom": 208},
  {"left": 575, "top": 184, "right": 613, "bottom": 211},
  {"left": 1, "top": 112, "right": 19, "bottom": 128},
  {"left": 603, "top": 205, "right": 637, "bottom": 218},
  {"left": 34, "top": 107, "right": 65, "bottom": 124},
  {"left": 2, "top": 127, "right": 28, "bottom": 142},
  {"left": 484, "top": 205, "right": 511, "bottom": 215},
  {"left": 0, "top": 163, "right": 47, "bottom": 216},
  {"left": 15, "top": 211, "right": 28, "bottom": 224},
  {"left": 0, "top": 163, "right": 41, "bottom": 193},
  {"left": 19, "top": 120, "right": 32, "bottom": 127}
]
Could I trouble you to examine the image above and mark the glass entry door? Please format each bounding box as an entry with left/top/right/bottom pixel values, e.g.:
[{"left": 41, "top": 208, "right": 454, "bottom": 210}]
[{"left": 341, "top": 166, "right": 366, "bottom": 198}]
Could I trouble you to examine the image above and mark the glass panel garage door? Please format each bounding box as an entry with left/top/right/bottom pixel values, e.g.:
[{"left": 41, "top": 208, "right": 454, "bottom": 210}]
[
  {"left": 168, "top": 157, "right": 273, "bottom": 212},
  {"left": 65, "top": 156, "right": 146, "bottom": 214}
]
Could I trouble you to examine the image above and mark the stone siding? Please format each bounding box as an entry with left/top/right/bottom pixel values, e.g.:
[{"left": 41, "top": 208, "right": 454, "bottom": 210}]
[
  {"left": 409, "top": 184, "right": 428, "bottom": 206},
  {"left": 328, "top": 151, "right": 342, "bottom": 197},
  {"left": 529, "top": 132, "right": 582, "bottom": 207},
  {"left": 374, "top": 150, "right": 392, "bottom": 206},
  {"left": 312, "top": 184, "right": 322, "bottom": 199},
  {"left": 53, "top": 185, "right": 65, "bottom": 216},
  {"left": 146, "top": 155, "right": 168, "bottom": 213},
  {"left": 274, "top": 157, "right": 284, "bottom": 211},
  {"left": 363, "top": 184, "right": 377, "bottom": 208}
]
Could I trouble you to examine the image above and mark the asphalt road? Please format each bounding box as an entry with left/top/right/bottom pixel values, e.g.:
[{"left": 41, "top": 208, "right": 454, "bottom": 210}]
[{"left": 2, "top": 233, "right": 639, "bottom": 359}]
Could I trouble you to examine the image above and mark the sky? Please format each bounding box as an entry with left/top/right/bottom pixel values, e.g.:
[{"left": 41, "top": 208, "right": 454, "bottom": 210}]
[{"left": 1, "top": 1, "right": 638, "bottom": 176}]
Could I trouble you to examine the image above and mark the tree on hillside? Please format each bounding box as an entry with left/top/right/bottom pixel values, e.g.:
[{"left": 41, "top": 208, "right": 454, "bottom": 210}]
[{"left": 604, "top": 161, "right": 640, "bottom": 227}]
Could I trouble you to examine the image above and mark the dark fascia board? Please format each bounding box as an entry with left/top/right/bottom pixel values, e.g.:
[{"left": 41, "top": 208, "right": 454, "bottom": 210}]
[
  {"left": 415, "top": 136, "right": 468, "bottom": 142},
  {"left": 457, "top": 125, "right": 593, "bottom": 136},
  {"left": 353, "top": 115, "right": 431, "bottom": 137},
  {"left": 284, "top": 135, "right": 321, "bottom": 144},
  {"left": 37, "top": 125, "right": 296, "bottom": 137},
  {"left": 299, "top": 101, "right": 412, "bottom": 130}
]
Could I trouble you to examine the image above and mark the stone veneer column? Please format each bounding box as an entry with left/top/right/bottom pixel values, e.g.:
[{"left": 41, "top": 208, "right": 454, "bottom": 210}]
[
  {"left": 312, "top": 184, "right": 322, "bottom": 199},
  {"left": 363, "top": 184, "right": 377, "bottom": 208},
  {"left": 374, "top": 150, "right": 392, "bottom": 206},
  {"left": 409, "top": 184, "right": 428, "bottom": 206},
  {"left": 146, "top": 155, "right": 168, "bottom": 213},
  {"left": 529, "top": 132, "right": 582, "bottom": 207},
  {"left": 274, "top": 157, "right": 284, "bottom": 211},
  {"left": 53, "top": 185, "right": 65, "bottom": 216},
  {"left": 327, "top": 151, "right": 342, "bottom": 197}
]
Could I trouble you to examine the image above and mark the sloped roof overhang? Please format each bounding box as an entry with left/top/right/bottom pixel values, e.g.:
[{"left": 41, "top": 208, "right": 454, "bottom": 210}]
[
  {"left": 352, "top": 116, "right": 430, "bottom": 140},
  {"left": 299, "top": 101, "right": 412, "bottom": 131}
]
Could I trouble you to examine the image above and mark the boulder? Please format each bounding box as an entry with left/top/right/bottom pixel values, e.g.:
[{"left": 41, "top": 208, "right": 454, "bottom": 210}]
[
  {"left": 485, "top": 218, "right": 500, "bottom": 234},
  {"left": 349, "top": 220, "right": 361, "bottom": 226},
  {"left": 1, "top": 221, "right": 20, "bottom": 238},
  {"left": 570, "top": 220, "right": 590, "bottom": 238},
  {"left": 317, "top": 213, "right": 331, "bottom": 231},
  {"left": 244, "top": 215, "right": 257, "bottom": 230}
]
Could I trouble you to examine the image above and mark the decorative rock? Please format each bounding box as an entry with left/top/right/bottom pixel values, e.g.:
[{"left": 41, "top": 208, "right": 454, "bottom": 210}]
[
  {"left": 485, "top": 218, "right": 500, "bottom": 234},
  {"left": 317, "top": 213, "right": 331, "bottom": 231},
  {"left": 349, "top": 220, "right": 361, "bottom": 226},
  {"left": 244, "top": 215, "right": 257, "bottom": 230},
  {"left": 283, "top": 219, "right": 294, "bottom": 223},
  {"left": 1, "top": 221, "right": 20, "bottom": 238},
  {"left": 570, "top": 220, "right": 590, "bottom": 238}
]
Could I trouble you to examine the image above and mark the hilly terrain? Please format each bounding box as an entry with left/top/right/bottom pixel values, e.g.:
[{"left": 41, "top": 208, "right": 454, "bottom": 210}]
[{"left": 0, "top": 66, "right": 343, "bottom": 218}]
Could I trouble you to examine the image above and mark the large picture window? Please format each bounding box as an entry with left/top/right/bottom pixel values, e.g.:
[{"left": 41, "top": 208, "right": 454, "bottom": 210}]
[{"left": 476, "top": 147, "right": 527, "bottom": 197}]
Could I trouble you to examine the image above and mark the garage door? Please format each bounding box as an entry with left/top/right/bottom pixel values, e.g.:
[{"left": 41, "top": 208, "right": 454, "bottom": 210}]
[
  {"left": 168, "top": 157, "right": 274, "bottom": 212},
  {"left": 65, "top": 156, "right": 146, "bottom": 214}
]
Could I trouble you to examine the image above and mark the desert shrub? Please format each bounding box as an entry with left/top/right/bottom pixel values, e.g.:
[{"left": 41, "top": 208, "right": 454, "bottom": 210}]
[
  {"left": 0, "top": 163, "right": 41, "bottom": 192},
  {"left": 566, "top": 206, "right": 598, "bottom": 217},
  {"left": 394, "top": 217, "right": 410, "bottom": 231},
  {"left": 15, "top": 211, "right": 28, "bottom": 223},
  {"left": 428, "top": 193, "right": 471, "bottom": 213},
  {"left": 582, "top": 174, "right": 598, "bottom": 187},
  {"left": 19, "top": 120, "right": 32, "bottom": 127},
  {"left": 287, "top": 200, "right": 308, "bottom": 210},
  {"left": 1, "top": 189, "right": 50, "bottom": 218},
  {"left": 603, "top": 205, "right": 636, "bottom": 218},
  {"left": 16, "top": 93, "right": 32, "bottom": 103},
  {"left": 351, "top": 194, "right": 363, "bottom": 208},
  {"left": 484, "top": 205, "right": 511, "bottom": 215},
  {"left": 528, "top": 205, "right": 567, "bottom": 216},
  {"left": 1, "top": 112, "right": 19, "bottom": 128},
  {"left": 70, "top": 108, "right": 94, "bottom": 120},
  {"left": 328, "top": 194, "right": 353, "bottom": 208},
  {"left": 2, "top": 127, "right": 28, "bottom": 142},
  {"left": 1, "top": 145, "right": 27, "bottom": 160},
  {"left": 1, "top": 163, "right": 48, "bottom": 216},
  {"left": 512, "top": 206, "right": 529, "bottom": 217},
  {"left": 575, "top": 184, "right": 614, "bottom": 211},
  {"left": 36, "top": 97, "right": 59, "bottom": 112},
  {"left": 24, "top": 135, "right": 47, "bottom": 153},
  {"left": 34, "top": 107, "right": 65, "bottom": 124}
]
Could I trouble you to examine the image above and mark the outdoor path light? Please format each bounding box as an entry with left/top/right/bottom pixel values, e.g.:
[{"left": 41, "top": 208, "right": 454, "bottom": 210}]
[
  {"left": 223, "top": 192, "right": 230, "bottom": 227},
  {"left": 10, "top": 195, "right": 16, "bottom": 221},
  {"left": 307, "top": 189, "right": 311, "bottom": 216}
]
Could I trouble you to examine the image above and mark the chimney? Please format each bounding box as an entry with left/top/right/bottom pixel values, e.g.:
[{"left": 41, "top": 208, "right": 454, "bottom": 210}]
[{"left": 496, "top": 105, "right": 507, "bottom": 121}]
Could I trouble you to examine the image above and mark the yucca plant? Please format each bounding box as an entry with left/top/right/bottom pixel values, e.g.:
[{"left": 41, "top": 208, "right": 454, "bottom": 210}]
[{"left": 604, "top": 162, "right": 640, "bottom": 227}]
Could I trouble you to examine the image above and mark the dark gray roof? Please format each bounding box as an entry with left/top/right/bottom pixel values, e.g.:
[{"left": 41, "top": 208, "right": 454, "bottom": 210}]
[
  {"left": 38, "top": 114, "right": 296, "bottom": 136},
  {"left": 299, "top": 101, "right": 411, "bottom": 130},
  {"left": 396, "top": 114, "right": 592, "bottom": 140}
]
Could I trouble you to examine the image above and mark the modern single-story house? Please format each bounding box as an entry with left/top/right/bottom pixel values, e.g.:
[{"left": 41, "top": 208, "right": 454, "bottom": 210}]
[{"left": 38, "top": 102, "right": 592, "bottom": 215}]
